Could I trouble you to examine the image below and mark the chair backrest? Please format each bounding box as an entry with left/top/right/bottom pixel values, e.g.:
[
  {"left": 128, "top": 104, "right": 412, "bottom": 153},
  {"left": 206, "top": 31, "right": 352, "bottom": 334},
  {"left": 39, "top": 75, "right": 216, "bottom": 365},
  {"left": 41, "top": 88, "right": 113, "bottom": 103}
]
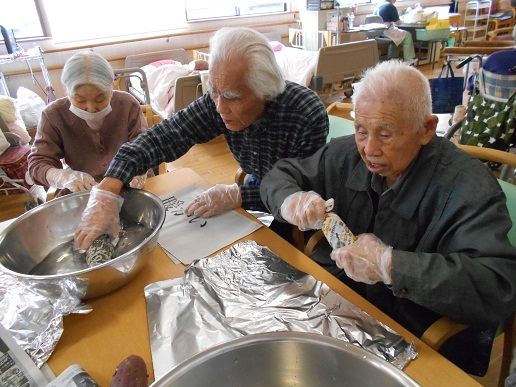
[
  {"left": 141, "top": 104, "right": 162, "bottom": 127},
  {"left": 499, "top": 179, "right": 516, "bottom": 246},
  {"left": 328, "top": 116, "right": 355, "bottom": 142},
  {"left": 455, "top": 144, "right": 516, "bottom": 243},
  {"left": 327, "top": 102, "right": 355, "bottom": 142},
  {"left": 496, "top": 179, "right": 516, "bottom": 384},
  {"left": 417, "top": 143, "right": 516, "bottom": 382},
  {"left": 365, "top": 15, "right": 384, "bottom": 24},
  {"left": 456, "top": 144, "right": 516, "bottom": 167},
  {"left": 326, "top": 101, "right": 355, "bottom": 120},
  {"left": 488, "top": 25, "right": 515, "bottom": 41}
]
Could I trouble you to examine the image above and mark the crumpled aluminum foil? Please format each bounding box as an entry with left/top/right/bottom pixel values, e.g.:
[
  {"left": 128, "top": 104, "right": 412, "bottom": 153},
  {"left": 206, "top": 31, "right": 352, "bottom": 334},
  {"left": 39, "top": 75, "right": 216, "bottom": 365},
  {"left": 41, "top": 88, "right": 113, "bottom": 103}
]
[
  {"left": 0, "top": 271, "right": 91, "bottom": 367},
  {"left": 145, "top": 240, "right": 417, "bottom": 380}
]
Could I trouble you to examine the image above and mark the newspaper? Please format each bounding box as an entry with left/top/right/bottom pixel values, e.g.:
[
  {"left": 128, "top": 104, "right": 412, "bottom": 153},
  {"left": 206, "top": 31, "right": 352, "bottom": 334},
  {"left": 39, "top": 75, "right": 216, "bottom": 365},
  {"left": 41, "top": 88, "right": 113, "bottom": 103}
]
[
  {"left": 0, "top": 323, "right": 50, "bottom": 386},
  {"left": 44, "top": 365, "right": 98, "bottom": 387},
  {"left": 0, "top": 324, "right": 98, "bottom": 387}
]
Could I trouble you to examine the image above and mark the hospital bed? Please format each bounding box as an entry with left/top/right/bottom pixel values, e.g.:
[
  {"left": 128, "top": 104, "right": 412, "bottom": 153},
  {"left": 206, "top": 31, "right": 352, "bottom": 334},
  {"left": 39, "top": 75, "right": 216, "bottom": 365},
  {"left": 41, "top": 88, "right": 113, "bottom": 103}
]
[
  {"left": 310, "top": 40, "right": 379, "bottom": 98},
  {"left": 284, "top": 28, "right": 380, "bottom": 97},
  {"left": 196, "top": 38, "right": 379, "bottom": 100},
  {"left": 118, "top": 49, "right": 205, "bottom": 119}
]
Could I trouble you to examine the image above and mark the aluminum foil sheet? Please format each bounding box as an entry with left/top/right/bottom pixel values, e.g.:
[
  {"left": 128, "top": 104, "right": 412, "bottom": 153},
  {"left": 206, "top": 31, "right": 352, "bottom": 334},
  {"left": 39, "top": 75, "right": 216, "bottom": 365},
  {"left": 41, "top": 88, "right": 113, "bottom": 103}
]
[
  {"left": 145, "top": 240, "right": 417, "bottom": 379},
  {"left": 0, "top": 270, "right": 91, "bottom": 367}
]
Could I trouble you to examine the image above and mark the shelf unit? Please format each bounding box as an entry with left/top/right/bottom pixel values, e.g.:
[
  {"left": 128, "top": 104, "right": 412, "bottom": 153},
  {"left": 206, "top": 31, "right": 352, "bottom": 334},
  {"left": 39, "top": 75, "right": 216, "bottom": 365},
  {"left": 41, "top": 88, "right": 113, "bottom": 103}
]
[
  {"left": 463, "top": 0, "right": 491, "bottom": 41},
  {"left": 306, "top": 0, "right": 334, "bottom": 11}
]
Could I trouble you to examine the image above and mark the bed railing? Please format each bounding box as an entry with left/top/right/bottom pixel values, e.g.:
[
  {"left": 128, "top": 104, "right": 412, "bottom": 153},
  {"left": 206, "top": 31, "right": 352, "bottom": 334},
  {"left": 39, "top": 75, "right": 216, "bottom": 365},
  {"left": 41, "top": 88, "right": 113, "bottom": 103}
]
[
  {"left": 288, "top": 28, "right": 333, "bottom": 50},
  {"left": 113, "top": 67, "right": 151, "bottom": 105}
]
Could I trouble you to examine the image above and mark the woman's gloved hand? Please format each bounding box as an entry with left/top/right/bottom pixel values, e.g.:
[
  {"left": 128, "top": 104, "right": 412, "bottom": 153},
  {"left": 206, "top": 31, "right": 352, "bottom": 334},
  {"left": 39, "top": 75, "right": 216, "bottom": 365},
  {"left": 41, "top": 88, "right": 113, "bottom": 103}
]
[
  {"left": 129, "top": 174, "right": 147, "bottom": 189},
  {"left": 74, "top": 187, "right": 124, "bottom": 251},
  {"left": 330, "top": 233, "right": 393, "bottom": 285},
  {"left": 280, "top": 191, "right": 327, "bottom": 231},
  {"left": 184, "top": 183, "right": 241, "bottom": 218},
  {"left": 46, "top": 168, "right": 97, "bottom": 192}
]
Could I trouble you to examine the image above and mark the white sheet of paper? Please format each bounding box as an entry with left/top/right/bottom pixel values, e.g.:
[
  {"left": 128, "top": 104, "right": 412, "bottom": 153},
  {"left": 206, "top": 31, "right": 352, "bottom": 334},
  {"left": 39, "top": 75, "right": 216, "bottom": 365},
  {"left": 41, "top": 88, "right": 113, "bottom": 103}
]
[{"left": 158, "top": 184, "right": 262, "bottom": 264}]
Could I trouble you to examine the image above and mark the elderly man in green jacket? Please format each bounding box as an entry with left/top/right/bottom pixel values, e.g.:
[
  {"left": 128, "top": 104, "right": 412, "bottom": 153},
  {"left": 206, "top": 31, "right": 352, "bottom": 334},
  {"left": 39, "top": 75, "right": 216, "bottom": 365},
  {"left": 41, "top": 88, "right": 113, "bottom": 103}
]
[{"left": 260, "top": 60, "right": 516, "bottom": 377}]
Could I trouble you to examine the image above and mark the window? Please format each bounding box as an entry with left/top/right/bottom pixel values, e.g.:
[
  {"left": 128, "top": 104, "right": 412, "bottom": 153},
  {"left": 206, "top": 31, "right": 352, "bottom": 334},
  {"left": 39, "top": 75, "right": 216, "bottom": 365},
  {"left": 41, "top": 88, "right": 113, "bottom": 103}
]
[
  {"left": 2, "top": 1, "right": 288, "bottom": 45},
  {"left": 0, "top": 0, "right": 44, "bottom": 39},
  {"left": 186, "top": 1, "right": 287, "bottom": 21},
  {"left": 43, "top": 0, "right": 187, "bottom": 43},
  {"left": 240, "top": 2, "right": 287, "bottom": 16}
]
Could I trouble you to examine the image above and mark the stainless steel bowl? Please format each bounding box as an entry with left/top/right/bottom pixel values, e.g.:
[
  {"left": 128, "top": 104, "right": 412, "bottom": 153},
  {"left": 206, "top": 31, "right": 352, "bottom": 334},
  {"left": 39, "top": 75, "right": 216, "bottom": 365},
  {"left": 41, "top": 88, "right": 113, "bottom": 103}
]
[
  {"left": 151, "top": 332, "right": 420, "bottom": 387},
  {"left": 0, "top": 188, "right": 166, "bottom": 299}
]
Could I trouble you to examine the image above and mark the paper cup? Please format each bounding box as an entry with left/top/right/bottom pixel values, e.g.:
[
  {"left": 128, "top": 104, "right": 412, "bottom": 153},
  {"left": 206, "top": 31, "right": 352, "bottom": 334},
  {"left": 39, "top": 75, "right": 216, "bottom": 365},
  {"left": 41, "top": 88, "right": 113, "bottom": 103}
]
[{"left": 452, "top": 105, "right": 467, "bottom": 124}]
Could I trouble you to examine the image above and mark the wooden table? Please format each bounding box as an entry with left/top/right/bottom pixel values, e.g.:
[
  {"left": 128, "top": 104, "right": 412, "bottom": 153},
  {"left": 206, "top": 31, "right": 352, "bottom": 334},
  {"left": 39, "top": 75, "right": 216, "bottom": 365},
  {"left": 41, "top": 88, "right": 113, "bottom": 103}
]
[{"left": 46, "top": 168, "right": 481, "bottom": 386}]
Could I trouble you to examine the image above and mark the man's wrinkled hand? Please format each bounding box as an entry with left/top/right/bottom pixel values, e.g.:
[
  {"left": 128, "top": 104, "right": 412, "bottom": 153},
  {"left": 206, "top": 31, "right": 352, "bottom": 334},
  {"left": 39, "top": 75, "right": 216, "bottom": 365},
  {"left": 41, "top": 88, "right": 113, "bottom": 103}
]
[
  {"left": 330, "top": 233, "right": 393, "bottom": 284},
  {"left": 280, "top": 191, "right": 327, "bottom": 231},
  {"left": 184, "top": 183, "right": 241, "bottom": 218}
]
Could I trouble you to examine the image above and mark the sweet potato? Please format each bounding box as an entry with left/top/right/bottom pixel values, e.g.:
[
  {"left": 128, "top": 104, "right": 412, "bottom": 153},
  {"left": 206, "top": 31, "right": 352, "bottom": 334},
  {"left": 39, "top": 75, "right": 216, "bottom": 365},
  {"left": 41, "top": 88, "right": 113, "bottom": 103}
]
[{"left": 111, "top": 354, "right": 148, "bottom": 387}]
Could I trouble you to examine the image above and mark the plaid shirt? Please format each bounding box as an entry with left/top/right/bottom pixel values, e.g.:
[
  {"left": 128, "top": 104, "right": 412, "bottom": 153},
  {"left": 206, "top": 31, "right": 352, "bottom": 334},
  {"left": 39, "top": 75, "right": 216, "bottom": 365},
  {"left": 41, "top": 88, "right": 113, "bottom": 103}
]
[{"left": 106, "top": 81, "right": 329, "bottom": 211}]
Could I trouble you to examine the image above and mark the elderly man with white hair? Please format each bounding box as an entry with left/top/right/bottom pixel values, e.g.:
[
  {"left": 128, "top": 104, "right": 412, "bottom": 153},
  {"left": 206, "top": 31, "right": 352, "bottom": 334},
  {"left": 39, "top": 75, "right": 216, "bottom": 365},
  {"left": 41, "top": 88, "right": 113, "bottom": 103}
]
[
  {"left": 260, "top": 60, "right": 516, "bottom": 376},
  {"left": 74, "top": 27, "right": 328, "bottom": 251}
]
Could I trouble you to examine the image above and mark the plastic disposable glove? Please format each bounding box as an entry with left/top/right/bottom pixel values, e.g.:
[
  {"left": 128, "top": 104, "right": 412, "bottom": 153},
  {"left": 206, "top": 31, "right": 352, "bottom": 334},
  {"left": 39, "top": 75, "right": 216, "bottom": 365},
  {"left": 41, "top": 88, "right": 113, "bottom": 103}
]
[
  {"left": 74, "top": 186, "right": 124, "bottom": 252},
  {"left": 184, "top": 183, "right": 241, "bottom": 218},
  {"left": 330, "top": 233, "right": 393, "bottom": 285},
  {"left": 46, "top": 168, "right": 97, "bottom": 192},
  {"left": 280, "top": 191, "right": 327, "bottom": 231},
  {"left": 129, "top": 174, "right": 147, "bottom": 189}
]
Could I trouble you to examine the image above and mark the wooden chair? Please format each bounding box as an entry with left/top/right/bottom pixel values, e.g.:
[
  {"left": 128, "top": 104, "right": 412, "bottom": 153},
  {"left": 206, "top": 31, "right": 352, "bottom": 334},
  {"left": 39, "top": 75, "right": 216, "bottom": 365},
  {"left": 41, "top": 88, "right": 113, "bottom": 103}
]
[
  {"left": 424, "top": 147, "right": 516, "bottom": 384},
  {"left": 488, "top": 26, "right": 516, "bottom": 41},
  {"left": 326, "top": 101, "right": 354, "bottom": 120},
  {"left": 421, "top": 147, "right": 516, "bottom": 385},
  {"left": 455, "top": 144, "right": 516, "bottom": 180},
  {"left": 488, "top": 8, "right": 516, "bottom": 33},
  {"left": 139, "top": 105, "right": 166, "bottom": 175},
  {"left": 325, "top": 102, "right": 356, "bottom": 143},
  {"left": 449, "top": 13, "right": 468, "bottom": 47},
  {"left": 443, "top": 40, "right": 515, "bottom": 59}
]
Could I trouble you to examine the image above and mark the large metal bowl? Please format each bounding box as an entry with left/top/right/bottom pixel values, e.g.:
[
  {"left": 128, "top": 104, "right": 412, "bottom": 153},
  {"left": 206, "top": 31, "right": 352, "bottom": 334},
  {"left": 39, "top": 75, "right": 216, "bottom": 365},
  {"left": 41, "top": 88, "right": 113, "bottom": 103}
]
[
  {"left": 0, "top": 188, "right": 166, "bottom": 299},
  {"left": 151, "top": 332, "right": 420, "bottom": 387}
]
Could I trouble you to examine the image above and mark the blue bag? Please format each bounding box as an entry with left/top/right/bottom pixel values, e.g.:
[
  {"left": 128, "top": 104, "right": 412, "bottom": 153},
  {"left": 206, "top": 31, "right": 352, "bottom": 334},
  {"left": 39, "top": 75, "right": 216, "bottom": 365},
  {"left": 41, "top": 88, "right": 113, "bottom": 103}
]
[{"left": 429, "top": 62, "right": 465, "bottom": 114}]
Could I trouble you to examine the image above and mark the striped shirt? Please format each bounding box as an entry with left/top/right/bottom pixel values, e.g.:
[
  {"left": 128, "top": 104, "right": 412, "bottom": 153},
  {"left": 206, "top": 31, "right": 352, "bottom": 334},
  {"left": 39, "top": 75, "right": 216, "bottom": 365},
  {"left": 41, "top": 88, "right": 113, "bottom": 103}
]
[{"left": 106, "top": 81, "right": 329, "bottom": 211}]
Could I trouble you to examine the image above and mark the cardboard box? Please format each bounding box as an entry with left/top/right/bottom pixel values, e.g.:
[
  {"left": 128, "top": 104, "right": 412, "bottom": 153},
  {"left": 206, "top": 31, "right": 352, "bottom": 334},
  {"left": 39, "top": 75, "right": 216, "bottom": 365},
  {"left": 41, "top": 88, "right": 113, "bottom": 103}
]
[{"left": 327, "top": 20, "right": 348, "bottom": 32}]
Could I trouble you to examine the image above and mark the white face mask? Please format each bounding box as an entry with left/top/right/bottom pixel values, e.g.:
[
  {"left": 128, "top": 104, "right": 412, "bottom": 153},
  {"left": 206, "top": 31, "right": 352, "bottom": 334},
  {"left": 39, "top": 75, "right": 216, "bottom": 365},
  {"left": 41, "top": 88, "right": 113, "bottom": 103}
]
[{"left": 69, "top": 103, "right": 112, "bottom": 122}]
